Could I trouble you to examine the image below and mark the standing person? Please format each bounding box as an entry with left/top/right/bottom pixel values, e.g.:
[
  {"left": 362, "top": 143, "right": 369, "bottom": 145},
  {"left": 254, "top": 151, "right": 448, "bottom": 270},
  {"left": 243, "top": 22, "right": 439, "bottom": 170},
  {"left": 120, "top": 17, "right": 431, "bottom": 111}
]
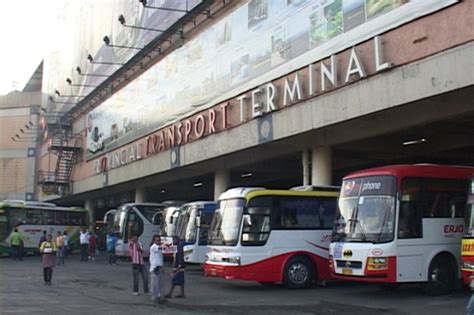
[
  {"left": 149, "top": 235, "right": 165, "bottom": 304},
  {"left": 166, "top": 239, "right": 186, "bottom": 298},
  {"left": 38, "top": 230, "right": 47, "bottom": 248},
  {"left": 79, "top": 227, "right": 90, "bottom": 262},
  {"left": 40, "top": 234, "right": 56, "bottom": 285},
  {"left": 89, "top": 232, "right": 97, "bottom": 261},
  {"left": 10, "top": 228, "right": 23, "bottom": 261},
  {"left": 62, "top": 231, "right": 69, "bottom": 258},
  {"left": 106, "top": 231, "right": 118, "bottom": 265},
  {"left": 128, "top": 234, "right": 149, "bottom": 295},
  {"left": 55, "top": 231, "right": 65, "bottom": 265}
]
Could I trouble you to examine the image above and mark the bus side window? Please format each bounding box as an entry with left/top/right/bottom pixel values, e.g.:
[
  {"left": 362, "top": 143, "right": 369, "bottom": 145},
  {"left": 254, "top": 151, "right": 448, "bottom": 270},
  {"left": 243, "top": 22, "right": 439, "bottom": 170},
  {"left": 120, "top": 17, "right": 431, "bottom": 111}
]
[
  {"left": 399, "top": 177, "right": 422, "bottom": 239},
  {"left": 26, "top": 209, "right": 43, "bottom": 225},
  {"left": 423, "top": 178, "right": 470, "bottom": 218}
]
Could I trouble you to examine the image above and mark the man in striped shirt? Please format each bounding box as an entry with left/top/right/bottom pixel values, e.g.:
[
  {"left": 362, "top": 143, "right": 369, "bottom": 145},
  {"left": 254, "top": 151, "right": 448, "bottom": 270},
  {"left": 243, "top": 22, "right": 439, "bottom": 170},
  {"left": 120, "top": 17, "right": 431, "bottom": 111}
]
[{"left": 129, "top": 234, "right": 149, "bottom": 295}]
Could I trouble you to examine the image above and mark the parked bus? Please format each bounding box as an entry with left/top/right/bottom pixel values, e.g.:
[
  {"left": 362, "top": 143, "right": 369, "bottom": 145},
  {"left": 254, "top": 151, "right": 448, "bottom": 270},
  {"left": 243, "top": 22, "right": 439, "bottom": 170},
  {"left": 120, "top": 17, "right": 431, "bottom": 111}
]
[
  {"left": 204, "top": 187, "right": 339, "bottom": 288},
  {"left": 0, "top": 200, "right": 88, "bottom": 256},
  {"left": 113, "top": 203, "right": 166, "bottom": 257},
  {"left": 462, "top": 178, "right": 474, "bottom": 284},
  {"left": 329, "top": 164, "right": 471, "bottom": 295},
  {"left": 175, "top": 201, "right": 217, "bottom": 264}
]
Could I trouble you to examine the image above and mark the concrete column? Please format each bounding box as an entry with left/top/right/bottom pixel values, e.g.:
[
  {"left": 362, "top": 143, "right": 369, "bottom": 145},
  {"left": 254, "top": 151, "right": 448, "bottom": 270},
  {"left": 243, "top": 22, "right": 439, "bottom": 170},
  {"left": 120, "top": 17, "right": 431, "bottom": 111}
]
[
  {"left": 311, "top": 146, "right": 332, "bottom": 186},
  {"left": 135, "top": 187, "right": 147, "bottom": 203},
  {"left": 214, "top": 169, "right": 230, "bottom": 201},
  {"left": 302, "top": 149, "right": 311, "bottom": 186},
  {"left": 84, "top": 199, "right": 95, "bottom": 229}
]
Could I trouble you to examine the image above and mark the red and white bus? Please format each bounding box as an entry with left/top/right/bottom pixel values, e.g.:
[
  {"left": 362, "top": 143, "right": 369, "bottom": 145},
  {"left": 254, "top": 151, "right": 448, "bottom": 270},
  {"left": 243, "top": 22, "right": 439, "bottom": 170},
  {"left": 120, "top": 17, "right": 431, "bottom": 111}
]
[
  {"left": 461, "top": 178, "right": 474, "bottom": 284},
  {"left": 329, "top": 164, "right": 471, "bottom": 295},
  {"left": 204, "top": 186, "right": 339, "bottom": 288}
]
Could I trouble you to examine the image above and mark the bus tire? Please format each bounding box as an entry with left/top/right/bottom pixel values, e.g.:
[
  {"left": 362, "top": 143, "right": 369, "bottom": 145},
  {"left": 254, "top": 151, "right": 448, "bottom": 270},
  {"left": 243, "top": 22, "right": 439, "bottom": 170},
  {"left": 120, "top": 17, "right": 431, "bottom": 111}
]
[
  {"left": 423, "top": 255, "right": 455, "bottom": 296},
  {"left": 283, "top": 256, "right": 314, "bottom": 289}
]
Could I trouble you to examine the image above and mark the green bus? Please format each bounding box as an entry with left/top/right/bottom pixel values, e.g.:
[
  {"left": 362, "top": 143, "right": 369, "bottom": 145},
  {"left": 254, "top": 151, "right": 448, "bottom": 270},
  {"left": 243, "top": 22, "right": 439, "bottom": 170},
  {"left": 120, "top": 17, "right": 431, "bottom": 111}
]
[{"left": 0, "top": 200, "right": 89, "bottom": 256}]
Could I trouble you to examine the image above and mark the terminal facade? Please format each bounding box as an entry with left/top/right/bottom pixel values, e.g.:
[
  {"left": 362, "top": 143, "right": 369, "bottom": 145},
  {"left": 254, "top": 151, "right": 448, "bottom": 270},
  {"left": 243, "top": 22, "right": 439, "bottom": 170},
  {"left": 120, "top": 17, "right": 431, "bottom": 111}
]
[{"left": 27, "top": 0, "right": 474, "bottom": 221}]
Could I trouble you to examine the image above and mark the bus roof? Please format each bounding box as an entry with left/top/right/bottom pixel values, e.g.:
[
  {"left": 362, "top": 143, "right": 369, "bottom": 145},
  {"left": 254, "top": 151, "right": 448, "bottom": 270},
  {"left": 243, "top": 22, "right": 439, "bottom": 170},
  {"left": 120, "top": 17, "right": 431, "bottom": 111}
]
[
  {"left": 182, "top": 201, "right": 217, "bottom": 208},
  {"left": 218, "top": 187, "right": 339, "bottom": 201},
  {"left": 0, "top": 200, "right": 86, "bottom": 212},
  {"left": 344, "top": 164, "right": 474, "bottom": 180}
]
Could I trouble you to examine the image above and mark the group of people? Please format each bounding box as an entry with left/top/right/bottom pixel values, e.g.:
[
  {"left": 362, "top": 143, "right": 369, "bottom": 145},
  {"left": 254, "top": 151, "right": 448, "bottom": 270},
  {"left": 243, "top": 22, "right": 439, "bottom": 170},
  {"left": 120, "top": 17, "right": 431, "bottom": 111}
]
[
  {"left": 79, "top": 227, "right": 98, "bottom": 262},
  {"left": 128, "top": 234, "right": 185, "bottom": 305}
]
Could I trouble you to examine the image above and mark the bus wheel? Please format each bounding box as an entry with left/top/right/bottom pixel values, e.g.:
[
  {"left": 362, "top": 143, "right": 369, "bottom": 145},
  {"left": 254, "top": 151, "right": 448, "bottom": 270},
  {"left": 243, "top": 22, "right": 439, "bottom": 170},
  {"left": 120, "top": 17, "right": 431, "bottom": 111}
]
[
  {"left": 283, "top": 256, "right": 314, "bottom": 289},
  {"left": 423, "top": 256, "right": 455, "bottom": 296}
]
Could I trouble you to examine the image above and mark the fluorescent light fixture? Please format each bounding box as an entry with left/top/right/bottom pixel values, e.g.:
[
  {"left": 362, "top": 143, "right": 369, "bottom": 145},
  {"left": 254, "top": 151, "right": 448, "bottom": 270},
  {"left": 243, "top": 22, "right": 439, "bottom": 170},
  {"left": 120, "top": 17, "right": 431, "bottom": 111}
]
[
  {"left": 193, "top": 182, "right": 203, "bottom": 187},
  {"left": 241, "top": 172, "right": 253, "bottom": 178},
  {"left": 402, "top": 138, "right": 427, "bottom": 146},
  {"left": 160, "top": 189, "right": 166, "bottom": 194}
]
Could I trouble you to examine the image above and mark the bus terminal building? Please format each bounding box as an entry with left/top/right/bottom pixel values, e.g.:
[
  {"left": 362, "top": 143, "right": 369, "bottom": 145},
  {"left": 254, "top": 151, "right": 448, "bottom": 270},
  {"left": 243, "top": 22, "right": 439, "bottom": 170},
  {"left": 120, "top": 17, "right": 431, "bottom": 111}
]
[{"left": 24, "top": 0, "right": 474, "bottom": 221}]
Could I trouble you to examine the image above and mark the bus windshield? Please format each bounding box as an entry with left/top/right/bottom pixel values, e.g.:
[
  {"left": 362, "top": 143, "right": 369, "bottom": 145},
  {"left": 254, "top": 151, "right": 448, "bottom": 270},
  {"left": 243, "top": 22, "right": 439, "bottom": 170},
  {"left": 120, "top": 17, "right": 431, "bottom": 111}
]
[
  {"left": 333, "top": 176, "right": 396, "bottom": 243},
  {"left": 208, "top": 199, "right": 244, "bottom": 246},
  {"left": 177, "top": 205, "right": 198, "bottom": 243},
  {"left": 465, "top": 186, "right": 474, "bottom": 238}
]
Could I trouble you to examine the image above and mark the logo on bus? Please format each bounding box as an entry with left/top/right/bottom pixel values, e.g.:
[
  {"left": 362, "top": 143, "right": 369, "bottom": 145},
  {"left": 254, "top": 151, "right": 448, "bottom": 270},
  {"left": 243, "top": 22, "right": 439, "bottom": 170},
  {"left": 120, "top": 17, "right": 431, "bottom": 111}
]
[
  {"left": 343, "top": 249, "right": 353, "bottom": 258},
  {"left": 444, "top": 224, "right": 463, "bottom": 234},
  {"left": 371, "top": 248, "right": 383, "bottom": 256}
]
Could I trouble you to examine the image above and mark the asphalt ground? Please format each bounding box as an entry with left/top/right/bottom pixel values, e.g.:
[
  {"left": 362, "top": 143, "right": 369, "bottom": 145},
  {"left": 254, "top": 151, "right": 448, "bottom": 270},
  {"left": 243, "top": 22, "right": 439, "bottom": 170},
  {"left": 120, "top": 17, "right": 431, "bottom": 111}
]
[{"left": 0, "top": 253, "right": 469, "bottom": 315}]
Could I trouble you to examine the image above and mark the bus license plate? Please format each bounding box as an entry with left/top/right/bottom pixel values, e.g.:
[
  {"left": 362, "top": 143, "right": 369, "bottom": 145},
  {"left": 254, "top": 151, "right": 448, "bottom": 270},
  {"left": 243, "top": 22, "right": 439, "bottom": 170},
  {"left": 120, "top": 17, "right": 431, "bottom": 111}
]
[{"left": 342, "top": 268, "right": 353, "bottom": 276}]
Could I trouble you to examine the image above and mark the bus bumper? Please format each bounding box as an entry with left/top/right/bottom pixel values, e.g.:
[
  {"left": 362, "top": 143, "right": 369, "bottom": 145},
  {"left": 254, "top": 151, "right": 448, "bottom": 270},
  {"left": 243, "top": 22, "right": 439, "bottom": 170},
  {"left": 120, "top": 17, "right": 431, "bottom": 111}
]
[{"left": 204, "top": 263, "right": 241, "bottom": 279}]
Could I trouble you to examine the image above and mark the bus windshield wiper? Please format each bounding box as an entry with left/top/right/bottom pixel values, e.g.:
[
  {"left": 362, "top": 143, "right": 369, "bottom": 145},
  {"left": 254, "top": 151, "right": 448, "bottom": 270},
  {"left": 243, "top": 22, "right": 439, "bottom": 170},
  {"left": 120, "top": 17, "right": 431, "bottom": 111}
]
[{"left": 347, "top": 218, "right": 368, "bottom": 242}]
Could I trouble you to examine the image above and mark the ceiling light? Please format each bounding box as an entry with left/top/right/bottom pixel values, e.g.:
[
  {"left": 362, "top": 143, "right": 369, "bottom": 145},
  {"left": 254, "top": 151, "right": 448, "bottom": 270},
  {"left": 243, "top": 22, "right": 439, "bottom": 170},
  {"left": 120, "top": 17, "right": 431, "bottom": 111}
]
[
  {"left": 241, "top": 172, "right": 253, "bottom": 178},
  {"left": 193, "top": 182, "right": 203, "bottom": 187},
  {"left": 402, "top": 138, "right": 427, "bottom": 146}
]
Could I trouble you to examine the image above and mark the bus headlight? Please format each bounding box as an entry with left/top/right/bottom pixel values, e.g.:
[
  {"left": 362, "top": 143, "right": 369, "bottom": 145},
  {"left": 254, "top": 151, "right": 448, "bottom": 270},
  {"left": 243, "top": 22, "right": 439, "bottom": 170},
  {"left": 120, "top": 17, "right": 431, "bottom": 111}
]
[
  {"left": 367, "top": 257, "right": 388, "bottom": 270},
  {"left": 223, "top": 256, "right": 241, "bottom": 265},
  {"left": 328, "top": 255, "right": 334, "bottom": 270},
  {"left": 463, "top": 261, "right": 474, "bottom": 270}
]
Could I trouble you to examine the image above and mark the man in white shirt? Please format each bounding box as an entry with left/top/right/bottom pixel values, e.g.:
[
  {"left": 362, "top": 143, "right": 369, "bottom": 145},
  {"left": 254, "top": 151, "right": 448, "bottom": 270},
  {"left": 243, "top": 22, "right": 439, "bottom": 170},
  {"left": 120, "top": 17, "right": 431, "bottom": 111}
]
[
  {"left": 149, "top": 235, "right": 165, "bottom": 304},
  {"left": 79, "top": 228, "right": 90, "bottom": 262}
]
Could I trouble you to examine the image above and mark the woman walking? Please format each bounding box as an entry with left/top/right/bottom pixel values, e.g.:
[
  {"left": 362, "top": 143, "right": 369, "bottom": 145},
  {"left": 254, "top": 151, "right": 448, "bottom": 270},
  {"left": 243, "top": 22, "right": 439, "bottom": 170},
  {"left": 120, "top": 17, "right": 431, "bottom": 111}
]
[
  {"left": 166, "top": 239, "right": 185, "bottom": 298},
  {"left": 40, "top": 234, "right": 56, "bottom": 285}
]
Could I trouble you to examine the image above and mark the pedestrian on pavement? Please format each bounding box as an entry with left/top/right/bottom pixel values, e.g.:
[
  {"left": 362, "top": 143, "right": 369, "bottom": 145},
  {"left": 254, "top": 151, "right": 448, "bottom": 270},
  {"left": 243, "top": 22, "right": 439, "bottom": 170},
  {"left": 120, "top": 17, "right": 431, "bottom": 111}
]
[
  {"left": 149, "top": 235, "right": 165, "bottom": 304},
  {"left": 79, "top": 227, "right": 90, "bottom": 262},
  {"left": 128, "top": 234, "right": 149, "bottom": 295},
  {"left": 10, "top": 228, "right": 23, "bottom": 261},
  {"left": 62, "top": 231, "right": 69, "bottom": 258},
  {"left": 106, "top": 231, "right": 118, "bottom": 265},
  {"left": 38, "top": 230, "right": 47, "bottom": 248},
  {"left": 55, "top": 231, "right": 65, "bottom": 265},
  {"left": 89, "top": 232, "right": 97, "bottom": 261},
  {"left": 166, "top": 238, "right": 186, "bottom": 298},
  {"left": 40, "top": 234, "right": 56, "bottom": 285}
]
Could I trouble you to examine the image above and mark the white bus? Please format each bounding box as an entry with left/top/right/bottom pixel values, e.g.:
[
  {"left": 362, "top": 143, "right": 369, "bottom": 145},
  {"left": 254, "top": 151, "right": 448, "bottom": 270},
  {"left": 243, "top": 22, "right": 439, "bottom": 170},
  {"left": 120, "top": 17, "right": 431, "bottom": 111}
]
[
  {"left": 329, "top": 164, "right": 472, "bottom": 295},
  {"left": 0, "top": 200, "right": 88, "bottom": 256},
  {"left": 175, "top": 201, "right": 217, "bottom": 264},
  {"left": 113, "top": 203, "right": 166, "bottom": 257},
  {"left": 204, "top": 187, "right": 339, "bottom": 288}
]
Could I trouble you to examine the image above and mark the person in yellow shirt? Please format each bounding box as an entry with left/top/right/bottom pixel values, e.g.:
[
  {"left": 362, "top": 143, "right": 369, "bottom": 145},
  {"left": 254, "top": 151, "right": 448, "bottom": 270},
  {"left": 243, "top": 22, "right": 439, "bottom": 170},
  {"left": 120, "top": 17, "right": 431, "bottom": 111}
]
[
  {"left": 40, "top": 234, "right": 57, "bottom": 285},
  {"left": 10, "top": 228, "right": 23, "bottom": 261},
  {"left": 55, "top": 231, "right": 65, "bottom": 265}
]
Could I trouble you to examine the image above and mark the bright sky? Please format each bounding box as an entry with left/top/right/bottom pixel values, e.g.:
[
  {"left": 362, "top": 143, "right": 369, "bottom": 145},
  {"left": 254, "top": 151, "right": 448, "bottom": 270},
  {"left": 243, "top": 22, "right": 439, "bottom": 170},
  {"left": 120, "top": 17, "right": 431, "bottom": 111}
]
[{"left": 0, "top": 0, "right": 65, "bottom": 95}]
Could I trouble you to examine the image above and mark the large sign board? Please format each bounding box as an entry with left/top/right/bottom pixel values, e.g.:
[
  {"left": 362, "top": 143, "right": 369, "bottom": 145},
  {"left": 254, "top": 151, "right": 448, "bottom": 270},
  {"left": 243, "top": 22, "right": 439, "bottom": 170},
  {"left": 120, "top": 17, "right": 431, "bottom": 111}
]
[{"left": 86, "top": 0, "right": 457, "bottom": 158}]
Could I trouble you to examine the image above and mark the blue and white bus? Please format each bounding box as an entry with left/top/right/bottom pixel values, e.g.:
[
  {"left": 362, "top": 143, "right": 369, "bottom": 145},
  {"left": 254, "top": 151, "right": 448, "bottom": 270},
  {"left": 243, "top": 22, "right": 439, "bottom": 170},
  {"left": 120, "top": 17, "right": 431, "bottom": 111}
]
[{"left": 176, "top": 201, "right": 217, "bottom": 264}]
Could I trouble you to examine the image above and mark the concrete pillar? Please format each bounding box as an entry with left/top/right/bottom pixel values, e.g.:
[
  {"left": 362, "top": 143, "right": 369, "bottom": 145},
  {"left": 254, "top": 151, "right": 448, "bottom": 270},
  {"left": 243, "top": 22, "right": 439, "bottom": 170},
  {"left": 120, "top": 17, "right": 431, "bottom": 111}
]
[
  {"left": 214, "top": 169, "right": 230, "bottom": 201},
  {"left": 84, "top": 199, "right": 95, "bottom": 230},
  {"left": 135, "top": 187, "right": 147, "bottom": 203},
  {"left": 311, "top": 146, "right": 332, "bottom": 186},
  {"left": 302, "top": 149, "right": 311, "bottom": 186}
]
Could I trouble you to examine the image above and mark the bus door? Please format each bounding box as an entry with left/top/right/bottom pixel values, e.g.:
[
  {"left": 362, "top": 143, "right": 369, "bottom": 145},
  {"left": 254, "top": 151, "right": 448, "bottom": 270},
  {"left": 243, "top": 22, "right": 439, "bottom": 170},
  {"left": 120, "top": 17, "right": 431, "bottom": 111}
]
[
  {"left": 125, "top": 208, "right": 144, "bottom": 242},
  {"left": 0, "top": 208, "right": 9, "bottom": 250}
]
